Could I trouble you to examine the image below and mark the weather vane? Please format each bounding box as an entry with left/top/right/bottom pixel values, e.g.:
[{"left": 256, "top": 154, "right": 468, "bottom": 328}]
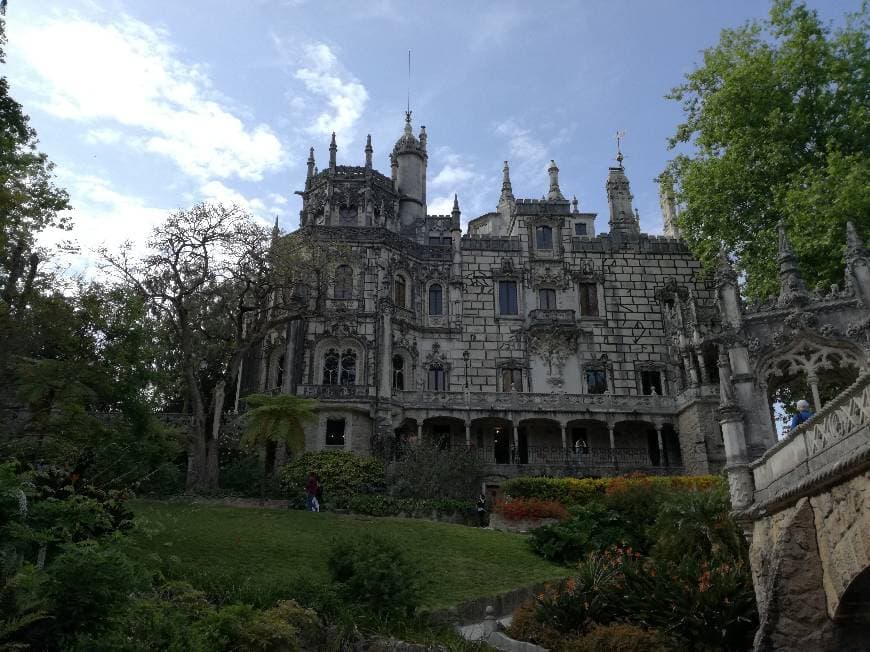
[{"left": 615, "top": 130, "right": 626, "bottom": 167}]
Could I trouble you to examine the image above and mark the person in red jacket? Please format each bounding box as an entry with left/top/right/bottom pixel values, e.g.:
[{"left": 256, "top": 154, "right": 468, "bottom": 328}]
[{"left": 305, "top": 473, "right": 319, "bottom": 512}]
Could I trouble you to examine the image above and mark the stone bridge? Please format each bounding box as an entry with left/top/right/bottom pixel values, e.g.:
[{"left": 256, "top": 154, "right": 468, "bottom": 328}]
[
  {"left": 717, "top": 223, "right": 870, "bottom": 650},
  {"left": 737, "top": 374, "right": 870, "bottom": 649}
]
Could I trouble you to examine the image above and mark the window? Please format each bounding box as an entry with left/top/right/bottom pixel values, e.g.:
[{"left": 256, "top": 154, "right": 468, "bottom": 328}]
[
  {"left": 340, "top": 349, "right": 356, "bottom": 386},
  {"left": 428, "top": 284, "right": 443, "bottom": 315},
  {"left": 579, "top": 283, "right": 599, "bottom": 317},
  {"left": 498, "top": 280, "right": 518, "bottom": 315},
  {"left": 428, "top": 236, "right": 451, "bottom": 246},
  {"left": 432, "top": 424, "right": 451, "bottom": 450},
  {"left": 392, "top": 355, "right": 405, "bottom": 391},
  {"left": 539, "top": 288, "right": 557, "bottom": 309},
  {"left": 322, "top": 349, "right": 339, "bottom": 385},
  {"left": 641, "top": 370, "right": 663, "bottom": 395},
  {"left": 428, "top": 365, "right": 446, "bottom": 390},
  {"left": 394, "top": 276, "right": 407, "bottom": 308},
  {"left": 535, "top": 225, "right": 553, "bottom": 249},
  {"left": 322, "top": 348, "right": 357, "bottom": 386},
  {"left": 339, "top": 205, "right": 357, "bottom": 225},
  {"left": 586, "top": 369, "right": 607, "bottom": 394},
  {"left": 501, "top": 367, "right": 523, "bottom": 392},
  {"left": 334, "top": 265, "right": 353, "bottom": 299},
  {"left": 574, "top": 222, "right": 587, "bottom": 236},
  {"left": 325, "top": 418, "right": 346, "bottom": 446}
]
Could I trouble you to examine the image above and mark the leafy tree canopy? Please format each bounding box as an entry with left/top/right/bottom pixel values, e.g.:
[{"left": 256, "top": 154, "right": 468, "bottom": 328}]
[{"left": 663, "top": 0, "right": 869, "bottom": 300}]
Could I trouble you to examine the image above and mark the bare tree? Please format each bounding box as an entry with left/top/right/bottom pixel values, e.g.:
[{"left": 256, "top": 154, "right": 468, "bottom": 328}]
[{"left": 102, "top": 203, "right": 344, "bottom": 490}]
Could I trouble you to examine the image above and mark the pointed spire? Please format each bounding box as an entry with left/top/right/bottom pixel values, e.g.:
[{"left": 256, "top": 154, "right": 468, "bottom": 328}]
[
  {"left": 451, "top": 193, "right": 461, "bottom": 230},
  {"left": 547, "top": 160, "right": 564, "bottom": 200},
  {"left": 499, "top": 161, "right": 514, "bottom": 202},
  {"left": 306, "top": 147, "right": 315, "bottom": 179},
  {"left": 271, "top": 215, "right": 280, "bottom": 239},
  {"left": 328, "top": 132, "right": 337, "bottom": 171},
  {"left": 606, "top": 158, "right": 640, "bottom": 237},
  {"left": 572, "top": 195, "right": 579, "bottom": 213},
  {"left": 776, "top": 221, "right": 808, "bottom": 309},
  {"left": 419, "top": 125, "right": 427, "bottom": 153},
  {"left": 403, "top": 110, "right": 413, "bottom": 137},
  {"left": 365, "top": 134, "right": 373, "bottom": 169}
]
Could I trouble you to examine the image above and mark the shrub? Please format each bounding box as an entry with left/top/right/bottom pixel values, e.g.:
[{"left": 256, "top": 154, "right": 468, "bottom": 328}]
[
  {"left": 343, "top": 494, "right": 474, "bottom": 519},
  {"left": 507, "top": 600, "right": 566, "bottom": 650},
  {"left": 494, "top": 498, "right": 567, "bottom": 522},
  {"left": 280, "top": 451, "right": 385, "bottom": 498},
  {"left": 564, "top": 623, "right": 674, "bottom": 651},
  {"left": 327, "top": 533, "right": 419, "bottom": 618},
  {"left": 528, "top": 504, "right": 637, "bottom": 565},
  {"left": 386, "top": 443, "right": 485, "bottom": 500}
]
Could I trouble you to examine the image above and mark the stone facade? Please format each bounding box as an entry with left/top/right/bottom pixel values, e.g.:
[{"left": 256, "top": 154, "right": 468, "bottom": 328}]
[{"left": 244, "top": 114, "right": 727, "bottom": 477}]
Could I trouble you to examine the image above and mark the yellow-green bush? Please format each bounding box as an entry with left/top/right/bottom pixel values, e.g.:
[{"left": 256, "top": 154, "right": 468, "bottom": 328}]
[{"left": 563, "top": 623, "right": 674, "bottom": 651}]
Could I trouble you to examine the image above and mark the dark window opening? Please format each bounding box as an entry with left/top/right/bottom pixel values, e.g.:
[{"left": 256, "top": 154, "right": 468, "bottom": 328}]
[
  {"left": 539, "top": 288, "right": 557, "bottom": 309},
  {"left": 323, "top": 348, "right": 357, "bottom": 386},
  {"left": 428, "top": 236, "right": 451, "bottom": 246},
  {"left": 641, "top": 370, "right": 663, "bottom": 395},
  {"left": 392, "top": 355, "right": 405, "bottom": 391},
  {"left": 501, "top": 367, "right": 523, "bottom": 392},
  {"left": 579, "top": 283, "right": 599, "bottom": 317},
  {"left": 322, "top": 349, "right": 339, "bottom": 385},
  {"left": 535, "top": 225, "right": 553, "bottom": 249},
  {"left": 571, "top": 427, "right": 588, "bottom": 453},
  {"left": 394, "top": 276, "right": 407, "bottom": 308},
  {"left": 432, "top": 424, "right": 451, "bottom": 450},
  {"left": 325, "top": 418, "right": 346, "bottom": 446},
  {"left": 586, "top": 369, "right": 607, "bottom": 394},
  {"left": 275, "top": 354, "right": 285, "bottom": 389},
  {"left": 498, "top": 280, "right": 518, "bottom": 315},
  {"left": 428, "top": 284, "right": 443, "bottom": 315},
  {"left": 574, "top": 222, "right": 587, "bottom": 236},
  {"left": 428, "top": 366, "right": 446, "bottom": 390},
  {"left": 334, "top": 265, "right": 353, "bottom": 299},
  {"left": 339, "top": 205, "right": 357, "bottom": 225},
  {"left": 340, "top": 349, "right": 356, "bottom": 386}
]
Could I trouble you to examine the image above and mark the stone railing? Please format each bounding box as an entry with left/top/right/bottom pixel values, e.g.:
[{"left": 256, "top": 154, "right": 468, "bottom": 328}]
[
  {"left": 528, "top": 309, "right": 575, "bottom": 325},
  {"left": 397, "top": 390, "right": 675, "bottom": 414},
  {"left": 751, "top": 372, "right": 870, "bottom": 509},
  {"left": 465, "top": 445, "right": 681, "bottom": 470},
  {"left": 298, "top": 384, "right": 374, "bottom": 400},
  {"left": 325, "top": 297, "right": 362, "bottom": 312}
]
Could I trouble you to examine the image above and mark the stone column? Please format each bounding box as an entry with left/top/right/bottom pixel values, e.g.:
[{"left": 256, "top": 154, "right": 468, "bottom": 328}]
[
  {"left": 607, "top": 421, "right": 616, "bottom": 466},
  {"left": 683, "top": 352, "right": 699, "bottom": 387},
  {"left": 807, "top": 372, "right": 822, "bottom": 412},
  {"left": 378, "top": 299, "right": 394, "bottom": 398},
  {"left": 654, "top": 422, "right": 666, "bottom": 467},
  {"left": 416, "top": 421, "right": 422, "bottom": 444},
  {"left": 560, "top": 423, "right": 568, "bottom": 457},
  {"left": 465, "top": 421, "right": 471, "bottom": 447},
  {"left": 512, "top": 422, "right": 519, "bottom": 463},
  {"left": 696, "top": 351, "right": 710, "bottom": 384},
  {"left": 718, "top": 351, "right": 754, "bottom": 512}
]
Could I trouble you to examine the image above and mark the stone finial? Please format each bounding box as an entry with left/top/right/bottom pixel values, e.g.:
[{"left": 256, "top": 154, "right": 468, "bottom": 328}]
[
  {"left": 659, "top": 176, "right": 680, "bottom": 238},
  {"left": 845, "top": 221, "right": 870, "bottom": 308},
  {"left": 328, "top": 132, "right": 337, "bottom": 171},
  {"left": 364, "top": 134, "right": 373, "bottom": 169},
  {"left": 606, "top": 163, "right": 640, "bottom": 237},
  {"left": 419, "top": 125, "right": 427, "bottom": 152},
  {"left": 501, "top": 160, "right": 513, "bottom": 197},
  {"left": 776, "top": 221, "right": 809, "bottom": 309},
  {"left": 572, "top": 195, "right": 579, "bottom": 213},
  {"left": 390, "top": 151, "right": 398, "bottom": 182},
  {"left": 451, "top": 193, "right": 461, "bottom": 230},
  {"left": 306, "top": 147, "right": 315, "bottom": 179},
  {"left": 547, "top": 160, "right": 565, "bottom": 200}
]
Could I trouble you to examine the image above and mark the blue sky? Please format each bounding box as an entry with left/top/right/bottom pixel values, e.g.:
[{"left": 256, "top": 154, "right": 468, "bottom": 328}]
[{"left": 6, "top": 0, "right": 859, "bottom": 270}]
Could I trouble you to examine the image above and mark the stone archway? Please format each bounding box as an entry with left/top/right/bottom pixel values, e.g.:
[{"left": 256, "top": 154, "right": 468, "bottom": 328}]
[{"left": 834, "top": 566, "right": 870, "bottom": 648}]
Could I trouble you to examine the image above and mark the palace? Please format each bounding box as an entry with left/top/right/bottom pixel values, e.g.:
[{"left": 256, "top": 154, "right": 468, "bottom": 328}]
[{"left": 242, "top": 113, "right": 729, "bottom": 478}]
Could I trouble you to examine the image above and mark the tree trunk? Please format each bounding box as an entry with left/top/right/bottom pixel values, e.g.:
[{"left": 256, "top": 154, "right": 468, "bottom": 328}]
[{"left": 258, "top": 444, "right": 267, "bottom": 506}]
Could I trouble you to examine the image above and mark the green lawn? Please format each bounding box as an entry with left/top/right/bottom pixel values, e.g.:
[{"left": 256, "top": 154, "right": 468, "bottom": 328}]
[{"left": 128, "top": 501, "right": 566, "bottom": 610}]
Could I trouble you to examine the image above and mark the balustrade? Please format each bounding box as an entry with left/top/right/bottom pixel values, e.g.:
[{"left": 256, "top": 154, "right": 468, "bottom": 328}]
[
  {"left": 528, "top": 308, "right": 576, "bottom": 324},
  {"left": 298, "top": 384, "right": 372, "bottom": 400},
  {"left": 397, "top": 389, "right": 674, "bottom": 412}
]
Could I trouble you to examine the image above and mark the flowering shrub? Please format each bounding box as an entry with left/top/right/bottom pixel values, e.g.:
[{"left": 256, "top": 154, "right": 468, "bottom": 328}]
[{"left": 494, "top": 498, "right": 567, "bottom": 522}]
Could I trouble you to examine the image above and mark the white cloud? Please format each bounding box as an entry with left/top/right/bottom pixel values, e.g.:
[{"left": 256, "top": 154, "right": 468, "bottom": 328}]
[
  {"left": 431, "top": 163, "right": 481, "bottom": 188},
  {"left": 293, "top": 43, "right": 368, "bottom": 142},
  {"left": 198, "top": 180, "right": 271, "bottom": 225},
  {"left": 12, "top": 11, "right": 285, "bottom": 181},
  {"left": 84, "top": 128, "right": 123, "bottom": 145}
]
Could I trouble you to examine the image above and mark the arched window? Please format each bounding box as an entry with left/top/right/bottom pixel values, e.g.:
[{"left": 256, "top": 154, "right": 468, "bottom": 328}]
[
  {"left": 536, "top": 225, "right": 553, "bottom": 249},
  {"left": 394, "top": 276, "right": 407, "bottom": 308},
  {"left": 428, "top": 364, "right": 446, "bottom": 391},
  {"left": 322, "top": 349, "right": 340, "bottom": 385},
  {"left": 340, "top": 349, "right": 357, "bottom": 386},
  {"left": 392, "top": 355, "right": 405, "bottom": 390},
  {"left": 501, "top": 367, "right": 523, "bottom": 392},
  {"left": 334, "top": 265, "right": 353, "bottom": 299},
  {"left": 428, "top": 283, "right": 443, "bottom": 315},
  {"left": 539, "top": 288, "right": 557, "bottom": 309}
]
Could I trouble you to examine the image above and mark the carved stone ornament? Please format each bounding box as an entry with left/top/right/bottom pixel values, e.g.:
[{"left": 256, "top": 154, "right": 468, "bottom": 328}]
[
  {"left": 423, "top": 342, "right": 451, "bottom": 370},
  {"left": 531, "top": 262, "right": 570, "bottom": 289},
  {"left": 528, "top": 324, "right": 578, "bottom": 378}
]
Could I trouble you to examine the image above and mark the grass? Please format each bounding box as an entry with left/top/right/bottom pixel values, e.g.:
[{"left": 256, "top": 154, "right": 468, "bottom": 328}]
[{"left": 127, "top": 501, "right": 566, "bottom": 611}]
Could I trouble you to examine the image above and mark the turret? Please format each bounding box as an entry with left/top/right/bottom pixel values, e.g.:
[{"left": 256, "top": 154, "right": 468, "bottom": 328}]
[
  {"left": 497, "top": 161, "right": 515, "bottom": 222},
  {"left": 392, "top": 111, "right": 427, "bottom": 225},
  {"left": 776, "top": 221, "right": 808, "bottom": 309},
  {"left": 328, "top": 132, "right": 337, "bottom": 172},
  {"left": 364, "top": 134, "right": 373, "bottom": 170},
  {"left": 606, "top": 159, "right": 640, "bottom": 238},
  {"left": 450, "top": 193, "right": 461, "bottom": 231},
  {"left": 306, "top": 147, "right": 315, "bottom": 180},
  {"left": 547, "top": 160, "right": 564, "bottom": 200}
]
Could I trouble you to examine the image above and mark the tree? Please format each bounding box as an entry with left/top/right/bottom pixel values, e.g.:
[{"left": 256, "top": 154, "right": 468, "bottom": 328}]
[
  {"left": 240, "top": 393, "right": 316, "bottom": 505},
  {"left": 0, "top": 13, "right": 70, "bottom": 305},
  {"left": 102, "top": 205, "right": 345, "bottom": 491},
  {"left": 662, "top": 0, "right": 869, "bottom": 300}
]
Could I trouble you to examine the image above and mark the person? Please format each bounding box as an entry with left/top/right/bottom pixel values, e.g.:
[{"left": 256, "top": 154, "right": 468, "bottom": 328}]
[
  {"left": 315, "top": 481, "right": 323, "bottom": 513},
  {"left": 476, "top": 492, "right": 488, "bottom": 527},
  {"left": 790, "top": 399, "right": 814, "bottom": 430},
  {"left": 305, "top": 472, "right": 319, "bottom": 512}
]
